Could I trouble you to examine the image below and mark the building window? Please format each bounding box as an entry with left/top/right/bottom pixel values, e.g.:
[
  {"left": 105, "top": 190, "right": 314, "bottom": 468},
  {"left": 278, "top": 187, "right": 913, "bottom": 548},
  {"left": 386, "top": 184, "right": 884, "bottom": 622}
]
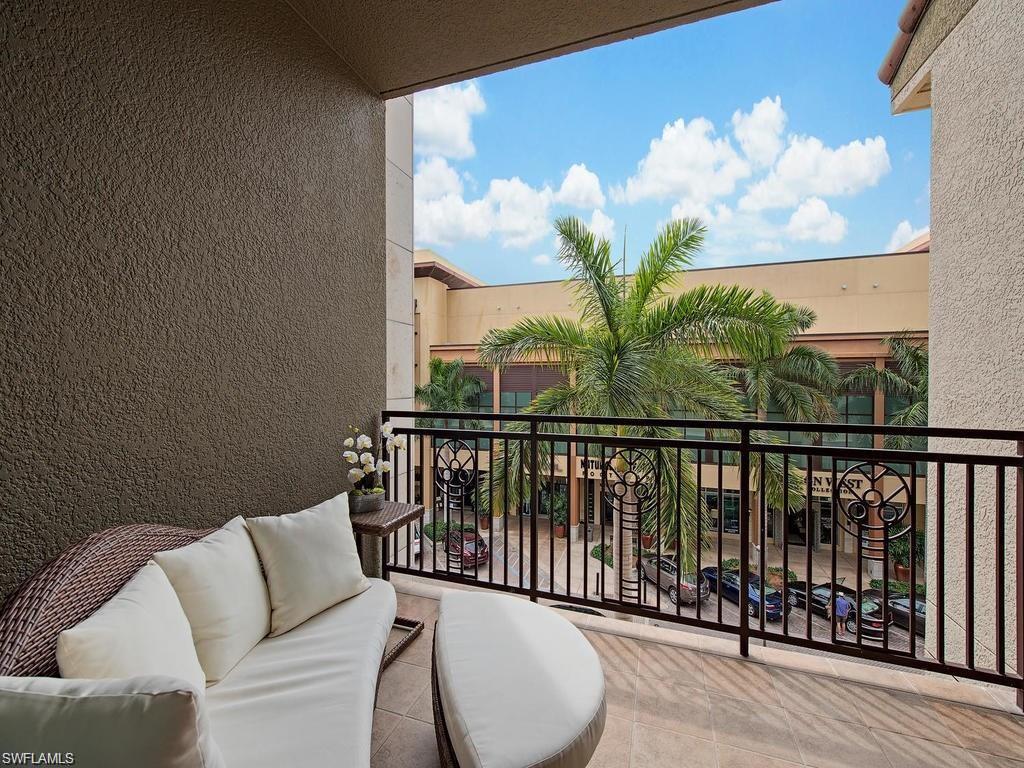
[
  {"left": 822, "top": 392, "right": 874, "bottom": 472},
  {"left": 703, "top": 488, "right": 741, "bottom": 534}
]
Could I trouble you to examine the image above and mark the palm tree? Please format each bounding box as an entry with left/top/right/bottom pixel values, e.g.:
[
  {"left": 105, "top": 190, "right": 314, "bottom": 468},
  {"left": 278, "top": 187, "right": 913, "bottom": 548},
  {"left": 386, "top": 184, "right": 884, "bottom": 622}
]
[
  {"left": 737, "top": 308, "right": 840, "bottom": 423},
  {"left": 844, "top": 334, "right": 928, "bottom": 449},
  {"left": 477, "top": 216, "right": 813, "bottom": 588},
  {"left": 415, "top": 357, "right": 484, "bottom": 426}
]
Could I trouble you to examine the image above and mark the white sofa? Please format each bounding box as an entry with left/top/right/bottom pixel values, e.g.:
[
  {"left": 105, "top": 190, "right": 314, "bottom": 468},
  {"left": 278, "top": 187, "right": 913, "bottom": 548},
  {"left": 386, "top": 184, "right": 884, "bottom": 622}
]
[
  {"left": 206, "top": 578, "right": 396, "bottom": 767},
  {"left": 0, "top": 494, "right": 400, "bottom": 768}
]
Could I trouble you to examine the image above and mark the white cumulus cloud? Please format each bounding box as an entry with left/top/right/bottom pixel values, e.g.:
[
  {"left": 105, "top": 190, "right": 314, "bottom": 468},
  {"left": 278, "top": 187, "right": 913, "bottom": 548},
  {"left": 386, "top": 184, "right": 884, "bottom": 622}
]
[
  {"left": 414, "top": 81, "right": 486, "bottom": 159},
  {"left": 785, "top": 197, "right": 848, "bottom": 243},
  {"left": 752, "top": 240, "right": 784, "bottom": 254},
  {"left": 740, "top": 135, "right": 890, "bottom": 211},
  {"left": 531, "top": 254, "right": 552, "bottom": 266},
  {"left": 414, "top": 156, "right": 463, "bottom": 201},
  {"left": 731, "top": 96, "right": 787, "bottom": 168},
  {"left": 486, "top": 177, "right": 554, "bottom": 249},
  {"left": 612, "top": 117, "right": 750, "bottom": 205},
  {"left": 670, "top": 199, "right": 734, "bottom": 227},
  {"left": 589, "top": 209, "right": 616, "bottom": 242},
  {"left": 555, "top": 163, "right": 605, "bottom": 208},
  {"left": 415, "top": 194, "right": 493, "bottom": 247},
  {"left": 885, "top": 220, "right": 929, "bottom": 252}
]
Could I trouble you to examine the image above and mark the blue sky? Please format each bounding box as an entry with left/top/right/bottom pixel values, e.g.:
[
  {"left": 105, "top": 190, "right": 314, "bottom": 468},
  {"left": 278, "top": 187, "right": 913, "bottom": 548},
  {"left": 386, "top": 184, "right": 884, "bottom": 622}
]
[{"left": 412, "top": 0, "right": 931, "bottom": 284}]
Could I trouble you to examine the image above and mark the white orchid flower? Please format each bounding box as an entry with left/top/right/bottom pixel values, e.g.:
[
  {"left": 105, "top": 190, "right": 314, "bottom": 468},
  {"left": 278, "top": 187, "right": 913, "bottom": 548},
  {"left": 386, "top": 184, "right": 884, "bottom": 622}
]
[
  {"left": 379, "top": 460, "right": 392, "bottom": 473},
  {"left": 356, "top": 434, "right": 372, "bottom": 450},
  {"left": 348, "top": 467, "right": 365, "bottom": 483},
  {"left": 359, "top": 451, "right": 374, "bottom": 466},
  {"left": 386, "top": 436, "right": 395, "bottom": 452},
  {"left": 381, "top": 421, "right": 393, "bottom": 437},
  {"left": 393, "top": 434, "right": 408, "bottom": 450},
  {"left": 362, "top": 463, "right": 376, "bottom": 477},
  {"left": 343, "top": 437, "right": 355, "bottom": 448},
  {"left": 342, "top": 450, "right": 358, "bottom": 464}
]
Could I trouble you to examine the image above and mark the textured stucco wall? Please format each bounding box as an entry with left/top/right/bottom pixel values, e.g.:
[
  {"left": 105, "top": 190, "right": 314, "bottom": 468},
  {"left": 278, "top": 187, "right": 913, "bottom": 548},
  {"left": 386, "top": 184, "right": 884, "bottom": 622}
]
[
  {"left": 0, "top": 0, "right": 385, "bottom": 600},
  {"left": 926, "top": 0, "right": 1024, "bottom": 670}
]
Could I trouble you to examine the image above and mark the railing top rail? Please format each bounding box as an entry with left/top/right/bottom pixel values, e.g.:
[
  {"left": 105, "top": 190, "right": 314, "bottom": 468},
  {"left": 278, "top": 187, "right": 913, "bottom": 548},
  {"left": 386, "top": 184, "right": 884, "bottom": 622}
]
[
  {"left": 382, "top": 409, "right": 1024, "bottom": 443},
  {"left": 390, "top": 423, "right": 1024, "bottom": 467}
]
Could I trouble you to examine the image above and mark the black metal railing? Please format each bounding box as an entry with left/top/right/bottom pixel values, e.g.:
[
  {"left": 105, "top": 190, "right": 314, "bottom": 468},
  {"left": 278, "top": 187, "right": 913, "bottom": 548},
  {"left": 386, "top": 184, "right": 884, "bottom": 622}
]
[{"left": 379, "top": 409, "right": 1024, "bottom": 702}]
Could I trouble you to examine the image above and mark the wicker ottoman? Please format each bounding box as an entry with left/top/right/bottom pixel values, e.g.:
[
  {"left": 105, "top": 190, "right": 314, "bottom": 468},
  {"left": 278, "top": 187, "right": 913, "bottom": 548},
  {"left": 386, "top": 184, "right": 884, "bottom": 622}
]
[{"left": 431, "top": 592, "right": 606, "bottom": 768}]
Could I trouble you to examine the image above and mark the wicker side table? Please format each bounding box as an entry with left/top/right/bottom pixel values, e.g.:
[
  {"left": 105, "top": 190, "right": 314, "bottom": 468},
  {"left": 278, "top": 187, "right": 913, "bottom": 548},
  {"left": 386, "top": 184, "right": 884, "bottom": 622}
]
[{"left": 351, "top": 501, "right": 426, "bottom": 671}]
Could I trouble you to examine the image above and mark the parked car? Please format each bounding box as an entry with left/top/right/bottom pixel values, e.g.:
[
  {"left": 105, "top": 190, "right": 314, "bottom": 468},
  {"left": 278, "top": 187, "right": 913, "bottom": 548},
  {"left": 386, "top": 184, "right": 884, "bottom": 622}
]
[
  {"left": 640, "top": 554, "right": 710, "bottom": 605},
  {"left": 886, "top": 594, "right": 926, "bottom": 636},
  {"left": 788, "top": 581, "right": 890, "bottom": 640},
  {"left": 700, "top": 568, "right": 787, "bottom": 621},
  {"left": 444, "top": 530, "right": 489, "bottom": 568}
]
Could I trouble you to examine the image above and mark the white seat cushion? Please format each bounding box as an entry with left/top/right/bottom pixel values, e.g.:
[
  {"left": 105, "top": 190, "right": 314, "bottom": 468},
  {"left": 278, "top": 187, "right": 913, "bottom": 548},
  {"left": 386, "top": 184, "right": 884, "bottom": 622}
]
[
  {"left": 56, "top": 563, "right": 206, "bottom": 694},
  {"left": 154, "top": 516, "right": 271, "bottom": 684},
  {"left": 205, "top": 578, "right": 396, "bottom": 768},
  {"left": 247, "top": 492, "right": 370, "bottom": 636},
  {"left": 434, "top": 592, "right": 606, "bottom": 768},
  {"left": 0, "top": 675, "right": 225, "bottom": 768}
]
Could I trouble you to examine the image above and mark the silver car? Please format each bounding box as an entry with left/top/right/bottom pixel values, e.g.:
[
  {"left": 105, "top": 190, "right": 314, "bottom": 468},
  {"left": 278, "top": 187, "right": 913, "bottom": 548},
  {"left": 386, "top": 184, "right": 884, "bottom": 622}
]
[{"left": 639, "top": 554, "right": 710, "bottom": 605}]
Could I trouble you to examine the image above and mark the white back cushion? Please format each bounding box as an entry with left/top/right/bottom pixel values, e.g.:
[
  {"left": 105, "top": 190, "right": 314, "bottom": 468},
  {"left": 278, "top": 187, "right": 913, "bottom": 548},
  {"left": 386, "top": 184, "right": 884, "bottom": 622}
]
[
  {"left": 57, "top": 563, "right": 206, "bottom": 693},
  {"left": 247, "top": 492, "right": 369, "bottom": 636},
  {"left": 154, "top": 517, "right": 271, "bottom": 684},
  {"left": 0, "top": 675, "right": 224, "bottom": 768}
]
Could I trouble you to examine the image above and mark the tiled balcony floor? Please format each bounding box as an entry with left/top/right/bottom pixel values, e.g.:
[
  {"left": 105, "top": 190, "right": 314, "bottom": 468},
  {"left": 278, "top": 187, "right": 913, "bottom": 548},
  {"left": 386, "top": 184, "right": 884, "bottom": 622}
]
[{"left": 373, "top": 583, "right": 1024, "bottom": 768}]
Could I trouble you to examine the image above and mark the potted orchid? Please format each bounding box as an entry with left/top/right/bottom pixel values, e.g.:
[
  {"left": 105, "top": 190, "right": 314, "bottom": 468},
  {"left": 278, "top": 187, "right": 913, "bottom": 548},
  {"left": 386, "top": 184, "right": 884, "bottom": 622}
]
[{"left": 343, "top": 421, "right": 407, "bottom": 513}]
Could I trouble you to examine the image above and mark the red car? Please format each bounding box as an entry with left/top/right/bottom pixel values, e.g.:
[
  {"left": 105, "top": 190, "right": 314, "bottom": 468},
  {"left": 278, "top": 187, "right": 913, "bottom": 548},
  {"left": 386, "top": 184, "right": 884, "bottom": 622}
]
[{"left": 444, "top": 530, "right": 489, "bottom": 568}]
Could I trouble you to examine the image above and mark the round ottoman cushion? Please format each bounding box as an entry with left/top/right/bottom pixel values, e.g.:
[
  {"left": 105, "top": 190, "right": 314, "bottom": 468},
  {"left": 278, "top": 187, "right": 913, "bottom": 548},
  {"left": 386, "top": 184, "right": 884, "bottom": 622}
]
[{"left": 434, "top": 592, "right": 606, "bottom": 768}]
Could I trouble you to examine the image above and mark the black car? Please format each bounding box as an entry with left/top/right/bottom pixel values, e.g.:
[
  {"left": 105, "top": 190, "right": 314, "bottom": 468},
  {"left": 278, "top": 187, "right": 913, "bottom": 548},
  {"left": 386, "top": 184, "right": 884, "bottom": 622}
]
[
  {"left": 701, "top": 568, "right": 788, "bottom": 621},
  {"left": 887, "top": 594, "right": 926, "bottom": 637},
  {"left": 787, "top": 581, "right": 890, "bottom": 640}
]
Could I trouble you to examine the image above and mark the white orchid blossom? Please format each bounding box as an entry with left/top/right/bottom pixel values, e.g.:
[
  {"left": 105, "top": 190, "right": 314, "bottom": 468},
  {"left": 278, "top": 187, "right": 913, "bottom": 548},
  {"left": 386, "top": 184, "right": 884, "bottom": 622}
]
[
  {"left": 343, "top": 437, "right": 354, "bottom": 448},
  {"left": 359, "top": 451, "right": 374, "bottom": 466},
  {"left": 342, "top": 450, "right": 358, "bottom": 464},
  {"left": 381, "top": 421, "right": 393, "bottom": 437},
  {"left": 347, "top": 467, "right": 365, "bottom": 483},
  {"left": 392, "top": 434, "right": 408, "bottom": 450},
  {"left": 386, "top": 436, "right": 395, "bottom": 452},
  {"left": 378, "top": 460, "right": 392, "bottom": 473},
  {"left": 356, "top": 434, "right": 372, "bottom": 450}
]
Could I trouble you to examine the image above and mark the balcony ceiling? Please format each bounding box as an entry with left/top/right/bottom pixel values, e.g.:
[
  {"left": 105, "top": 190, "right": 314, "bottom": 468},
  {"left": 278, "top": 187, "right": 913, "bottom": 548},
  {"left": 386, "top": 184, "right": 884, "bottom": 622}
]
[{"left": 286, "top": 0, "right": 776, "bottom": 97}]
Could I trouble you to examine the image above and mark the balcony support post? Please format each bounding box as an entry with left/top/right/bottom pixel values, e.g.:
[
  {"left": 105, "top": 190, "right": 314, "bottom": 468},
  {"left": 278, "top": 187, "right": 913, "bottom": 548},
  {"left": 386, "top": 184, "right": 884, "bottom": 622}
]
[
  {"left": 739, "top": 426, "right": 751, "bottom": 658},
  {"left": 1016, "top": 440, "right": 1023, "bottom": 711},
  {"left": 530, "top": 419, "right": 540, "bottom": 602}
]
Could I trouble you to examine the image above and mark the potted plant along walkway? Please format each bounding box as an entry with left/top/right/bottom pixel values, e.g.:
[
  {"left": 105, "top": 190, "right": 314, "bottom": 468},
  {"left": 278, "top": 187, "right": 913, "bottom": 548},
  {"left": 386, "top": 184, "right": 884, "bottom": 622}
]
[
  {"left": 553, "top": 495, "right": 568, "bottom": 538},
  {"left": 342, "top": 422, "right": 407, "bottom": 513}
]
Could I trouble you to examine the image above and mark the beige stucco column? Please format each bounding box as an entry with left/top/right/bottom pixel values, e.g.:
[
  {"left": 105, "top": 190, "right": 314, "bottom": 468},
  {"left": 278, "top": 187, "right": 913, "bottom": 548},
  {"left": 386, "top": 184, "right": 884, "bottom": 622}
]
[{"left": 888, "top": 0, "right": 1024, "bottom": 673}]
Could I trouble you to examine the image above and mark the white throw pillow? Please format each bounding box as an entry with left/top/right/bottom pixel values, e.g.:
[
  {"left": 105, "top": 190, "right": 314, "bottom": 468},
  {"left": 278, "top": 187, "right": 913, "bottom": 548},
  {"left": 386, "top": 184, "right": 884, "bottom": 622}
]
[
  {"left": 0, "top": 675, "right": 224, "bottom": 768},
  {"left": 153, "top": 516, "right": 271, "bottom": 684},
  {"left": 56, "top": 563, "right": 206, "bottom": 693},
  {"left": 247, "top": 492, "right": 370, "bottom": 636}
]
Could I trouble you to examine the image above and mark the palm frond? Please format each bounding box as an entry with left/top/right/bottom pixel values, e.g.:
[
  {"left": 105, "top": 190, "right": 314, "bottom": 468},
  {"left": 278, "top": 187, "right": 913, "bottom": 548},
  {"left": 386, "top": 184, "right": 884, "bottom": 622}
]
[
  {"left": 477, "top": 316, "right": 591, "bottom": 372},
  {"left": 639, "top": 285, "right": 797, "bottom": 360},
  {"left": 624, "top": 218, "right": 705, "bottom": 323},
  {"left": 555, "top": 216, "right": 622, "bottom": 336}
]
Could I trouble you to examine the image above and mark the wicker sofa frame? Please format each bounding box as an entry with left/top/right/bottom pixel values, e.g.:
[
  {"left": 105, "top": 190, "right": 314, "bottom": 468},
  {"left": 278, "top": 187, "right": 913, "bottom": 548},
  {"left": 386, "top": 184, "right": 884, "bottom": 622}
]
[
  {"left": 431, "top": 634, "right": 460, "bottom": 768},
  {"left": 0, "top": 523, "right": 420, "bottom": 682}
]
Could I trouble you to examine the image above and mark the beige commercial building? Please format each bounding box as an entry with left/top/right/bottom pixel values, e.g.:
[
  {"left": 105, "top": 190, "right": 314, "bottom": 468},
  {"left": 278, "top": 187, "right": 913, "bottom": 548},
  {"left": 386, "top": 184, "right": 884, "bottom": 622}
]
[{"left": 414, "top": 244, "right": 930, "bottom": 552}]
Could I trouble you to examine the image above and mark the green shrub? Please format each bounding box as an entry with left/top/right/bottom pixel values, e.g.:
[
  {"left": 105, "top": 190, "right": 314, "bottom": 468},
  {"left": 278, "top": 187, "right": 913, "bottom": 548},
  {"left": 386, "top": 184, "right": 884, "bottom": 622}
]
[
  {"left": 423, "top": 520, "right": 476, "bottom": 541},
  {"left": 869, "top": 579, "right": 926, "bottom": 597},
  {"left": 590, "top": 543, "right": 613, "bottom": 568}
]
